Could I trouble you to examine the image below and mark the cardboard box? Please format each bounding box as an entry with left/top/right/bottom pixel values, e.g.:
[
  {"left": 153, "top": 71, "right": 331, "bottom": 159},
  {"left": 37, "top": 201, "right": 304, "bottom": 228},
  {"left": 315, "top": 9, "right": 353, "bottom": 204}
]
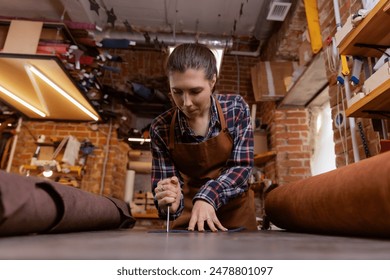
[
  {"left": 37, "top": 146, "right": 55, "bottom": 161},
  {"left": 251, "top": 61, "right": 294, "bottom": 101},
  {"left": 347, "top": 91, "right": 366, "bottom": 108},
  {"left": 335, "top": 15, "right": 354, "bottom": 47},
  {"left": 364, "top": 61, "right": 390, "bottom": 94},
  {"left": 299, "top": 40, "right": 313, "bottom": 66}
]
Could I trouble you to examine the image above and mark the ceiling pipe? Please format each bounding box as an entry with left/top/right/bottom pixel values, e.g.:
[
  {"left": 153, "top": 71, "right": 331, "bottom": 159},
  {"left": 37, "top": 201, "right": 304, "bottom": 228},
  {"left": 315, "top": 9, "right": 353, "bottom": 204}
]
[
  {"left": 0, "top": 16, "right": 233, "bottom": 50},
  {"left": 228, "top": 42, "right": 262, "bottom": 57},
  {"left": 94, "top": 30, "right": 233, "bottom": 50},
  {"left": 227, "top": 0, "right": 293, "bottom": 57},
  {"left": 226, "top": 0, "right": 269, "bottom": 57}
]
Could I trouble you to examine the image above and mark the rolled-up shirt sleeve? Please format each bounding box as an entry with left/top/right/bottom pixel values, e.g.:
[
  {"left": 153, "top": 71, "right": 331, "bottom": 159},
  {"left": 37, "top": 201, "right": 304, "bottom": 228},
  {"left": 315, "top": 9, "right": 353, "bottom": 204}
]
[{"left": 150, "top": 113, "right": 184, "bottom": 220}]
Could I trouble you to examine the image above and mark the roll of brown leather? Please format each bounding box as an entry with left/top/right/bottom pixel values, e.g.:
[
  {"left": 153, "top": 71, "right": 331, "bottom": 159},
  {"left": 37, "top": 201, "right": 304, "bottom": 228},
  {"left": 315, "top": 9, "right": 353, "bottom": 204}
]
[
  {"left": 264, "top": 151, "right": 390, "bottom": 237},
  {"left": 0, "top": 177, "right": 58, "bottom": 236},
  {"left": 128, "top": 150, "right": 142, "bottom": 160},
  {"left": 127, "top": 161, "right": 152, "bottom": 173},
  {"left": 0, "top": 171, "right": 135, "bottom": 236}
]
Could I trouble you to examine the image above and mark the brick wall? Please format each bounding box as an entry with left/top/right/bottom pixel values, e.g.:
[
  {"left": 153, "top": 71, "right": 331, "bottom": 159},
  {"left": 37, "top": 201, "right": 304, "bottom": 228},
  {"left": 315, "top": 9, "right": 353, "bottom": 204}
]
[
  {"left": 273, "top": 109, "right": 311, "bottom": 184},
  {"left": 11, "top": 121, "right": 129, "bottom": 199},
  {"left": 101, "top": 49, "right": 169, "bottom": 94},
  {"left": 218, "top": 55, "right": 258, "bottom": 104},
  {"left": 262, "top": 0, "right": 306, "bottom": 61},
  {"left": 220, "top": 54, "right": 312, "bottom": 184}
]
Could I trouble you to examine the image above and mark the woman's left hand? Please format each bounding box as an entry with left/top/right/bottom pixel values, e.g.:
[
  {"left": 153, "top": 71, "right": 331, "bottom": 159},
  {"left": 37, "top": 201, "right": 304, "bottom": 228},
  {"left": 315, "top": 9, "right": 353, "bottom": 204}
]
[{"left": 188, "top": 200, "right": 228, "bottom": 232}]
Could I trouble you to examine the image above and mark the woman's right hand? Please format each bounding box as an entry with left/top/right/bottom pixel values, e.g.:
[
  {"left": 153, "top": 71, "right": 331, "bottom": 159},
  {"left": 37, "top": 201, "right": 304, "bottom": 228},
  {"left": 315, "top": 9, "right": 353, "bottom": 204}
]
[{"left": 155, "top": 176, "right": 181, "bottom": 213}]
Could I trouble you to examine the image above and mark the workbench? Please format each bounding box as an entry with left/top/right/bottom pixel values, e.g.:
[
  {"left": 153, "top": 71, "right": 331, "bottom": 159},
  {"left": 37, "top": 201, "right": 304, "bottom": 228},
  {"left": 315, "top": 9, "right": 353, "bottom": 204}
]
[{"left": 1, "top": 228, "right": 390, "bottom": 259}]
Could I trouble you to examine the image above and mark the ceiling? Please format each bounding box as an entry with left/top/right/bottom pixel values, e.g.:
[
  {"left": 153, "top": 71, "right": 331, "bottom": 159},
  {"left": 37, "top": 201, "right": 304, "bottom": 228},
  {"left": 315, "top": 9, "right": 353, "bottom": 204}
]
[
  {"left": 0, "top": 0, "right": 299, "bottom": 128},
  {"left": 0, "top": 0, "right": 287, "bottom": 40}
]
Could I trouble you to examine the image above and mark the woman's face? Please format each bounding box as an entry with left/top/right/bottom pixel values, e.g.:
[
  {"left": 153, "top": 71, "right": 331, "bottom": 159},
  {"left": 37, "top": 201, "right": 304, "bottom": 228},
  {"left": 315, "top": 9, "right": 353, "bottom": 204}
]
[{"left": 169, "top": 68, "right": 216, "bottom": 119}]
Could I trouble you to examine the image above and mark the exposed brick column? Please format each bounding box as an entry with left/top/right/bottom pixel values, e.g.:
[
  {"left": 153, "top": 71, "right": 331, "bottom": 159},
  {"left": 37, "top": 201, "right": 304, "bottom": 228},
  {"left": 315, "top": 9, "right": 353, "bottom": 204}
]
[{"left": 273, "top": 109, "right": 311, "bottom": 185}]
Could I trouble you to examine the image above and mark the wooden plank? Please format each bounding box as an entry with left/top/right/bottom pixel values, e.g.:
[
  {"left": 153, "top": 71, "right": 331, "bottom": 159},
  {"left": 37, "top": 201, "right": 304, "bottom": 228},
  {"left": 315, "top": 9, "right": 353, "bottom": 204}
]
[
  {"left": 279, "top": 53, "right": 328, "bottom": 108},
  {"left": 251, "top": 64, "right": 261, "bottom": 102},
  {"left": 346, "top": 78, "right": 390, "bottom": 118},
  {"left": 3, "top": 20, "right": 43, "bottom": 54}
]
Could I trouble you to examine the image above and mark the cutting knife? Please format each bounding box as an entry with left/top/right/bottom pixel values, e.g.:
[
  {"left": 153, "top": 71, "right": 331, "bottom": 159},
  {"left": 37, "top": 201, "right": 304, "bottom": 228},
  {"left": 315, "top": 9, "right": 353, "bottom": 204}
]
[{"left": 166, "top": 203, "right": 171, "bottom": 233}]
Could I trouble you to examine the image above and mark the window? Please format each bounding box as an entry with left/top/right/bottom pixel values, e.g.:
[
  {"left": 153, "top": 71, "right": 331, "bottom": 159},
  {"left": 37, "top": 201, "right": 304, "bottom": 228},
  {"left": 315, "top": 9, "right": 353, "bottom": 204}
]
[{"left": 310, "top": 100, "right": 336, "bottom": 175}]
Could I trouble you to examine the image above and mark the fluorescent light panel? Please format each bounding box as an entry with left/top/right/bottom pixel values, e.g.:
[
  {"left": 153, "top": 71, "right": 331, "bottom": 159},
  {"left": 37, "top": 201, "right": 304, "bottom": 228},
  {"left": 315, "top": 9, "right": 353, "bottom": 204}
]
[
  {"left": 0, "top": 84, "right": 46, "bottom": 117},
  {"left": 28, "top": 65, "right": 99, "bottom": 121},
  {"left": 127, "top": 137, "right": 151, "bottom": 143},
  {"left": 24, "top": 64, "right": 50, "bottom": 116}
]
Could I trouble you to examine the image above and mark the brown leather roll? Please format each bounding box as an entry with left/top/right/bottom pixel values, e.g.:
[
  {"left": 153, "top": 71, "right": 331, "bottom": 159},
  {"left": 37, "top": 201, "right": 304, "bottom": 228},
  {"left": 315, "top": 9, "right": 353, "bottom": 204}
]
[
  {"left": 0, "top": 177, "right": 58, "bottom": 236},
  {"left": 0, "top": 171, "right": 135, "bottom": 236},
  {"left": 127, "top": 161, "right": 152, "bottom": 173},
  {"left": 264, "top": 151, "right": 390, "bottom": 237}
]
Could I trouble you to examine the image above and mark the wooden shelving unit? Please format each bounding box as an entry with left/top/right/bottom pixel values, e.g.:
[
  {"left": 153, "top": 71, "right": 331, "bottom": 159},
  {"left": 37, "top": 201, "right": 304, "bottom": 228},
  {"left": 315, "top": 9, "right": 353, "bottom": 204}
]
[
  {"left": 346, "top": 78, "right": 390, "bottom": 118},
  {"left": 254, "top": 150, "right": 276, "bottom": 166},
  {"left": 338, "top": 0, "right": 390, "bottom": 58},
  {"left": 339, "top": 0, "right": 390, "bottom": 119},
  {"left": 131, "top": 192, "right": 159, "bottom": 219}
]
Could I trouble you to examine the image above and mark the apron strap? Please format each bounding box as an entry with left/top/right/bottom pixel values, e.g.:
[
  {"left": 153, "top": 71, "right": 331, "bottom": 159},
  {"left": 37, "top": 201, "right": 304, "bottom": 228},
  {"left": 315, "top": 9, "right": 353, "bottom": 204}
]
[
  {"left": 169, "top": 109, "right": 178, "bottom": 151},
  {"left": 215, "top": 98, "right": 227, "bottom": 131}
]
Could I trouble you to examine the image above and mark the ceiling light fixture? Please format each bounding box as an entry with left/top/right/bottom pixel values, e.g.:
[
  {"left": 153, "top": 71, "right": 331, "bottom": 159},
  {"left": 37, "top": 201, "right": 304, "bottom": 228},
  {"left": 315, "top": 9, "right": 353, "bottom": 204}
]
[
  {"left": 42, "top": 165, "right": 54, "bottom": 178},
  {"left": 0, "top": 84, "right": 47, "bottom": 117},
  {"left": 127, "top": 137, "right": 151, "bottom": 144},
  {"left": 28, "top": 65, "right": 99, "bottom": 121},
  {"left": 24, "top": 64, "right": 50, "bottom": 116}
]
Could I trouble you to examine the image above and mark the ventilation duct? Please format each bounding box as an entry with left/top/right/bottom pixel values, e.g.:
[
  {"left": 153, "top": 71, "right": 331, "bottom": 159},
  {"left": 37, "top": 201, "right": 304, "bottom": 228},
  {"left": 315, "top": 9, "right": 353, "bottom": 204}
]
[
  {"left": 267, "top": 1, "right": 292, "bottom": 21},
  {"left": 253, "top": 0, "right": 292, "bottom": 41}
]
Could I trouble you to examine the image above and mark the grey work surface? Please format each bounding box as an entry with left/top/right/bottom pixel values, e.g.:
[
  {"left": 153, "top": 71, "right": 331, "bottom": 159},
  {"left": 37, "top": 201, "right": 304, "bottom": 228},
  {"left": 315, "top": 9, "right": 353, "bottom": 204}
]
[{"left": 0, "top": 228, "right": 390, "bottom": 260}]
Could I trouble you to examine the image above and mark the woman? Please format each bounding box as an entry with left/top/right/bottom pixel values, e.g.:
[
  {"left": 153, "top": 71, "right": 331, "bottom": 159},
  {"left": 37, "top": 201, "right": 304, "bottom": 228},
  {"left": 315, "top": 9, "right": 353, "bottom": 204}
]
[{"left": 150, "top": 43, "right": 256, "bottom": 231}]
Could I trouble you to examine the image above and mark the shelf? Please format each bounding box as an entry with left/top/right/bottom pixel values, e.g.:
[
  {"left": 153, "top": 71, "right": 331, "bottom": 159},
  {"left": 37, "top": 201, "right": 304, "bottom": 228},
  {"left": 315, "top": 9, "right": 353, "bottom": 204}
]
[
  {"left": 35, "top": 141, "right": 57, "bottom": 147},
  {"left": 338, "top": 0, "right": 390, "bottom": 57},
  {"left": 21, "top": 164, "right": 85, "bottom": 178},
  {"left": 132, "top": 212, "right": 159, "bottom": 219},
  {"left": 279, "top": 53, "right": 328, "bottom": 108},
  {"left": 346, "top": 78, "right": 390, "bottom": 118},
  {"left": 254, "top": 151, "right": 276, "bottom": 166}
]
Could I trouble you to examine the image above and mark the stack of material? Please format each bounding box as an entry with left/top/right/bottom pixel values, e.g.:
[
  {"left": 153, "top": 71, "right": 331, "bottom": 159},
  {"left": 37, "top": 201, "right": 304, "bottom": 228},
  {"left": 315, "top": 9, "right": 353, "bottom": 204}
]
[
  {"left": 0, "top": 171, "right": 135, "bottom": 236},
  {"left": 131, "top": 191, "right": 158, "bottom": 218}
]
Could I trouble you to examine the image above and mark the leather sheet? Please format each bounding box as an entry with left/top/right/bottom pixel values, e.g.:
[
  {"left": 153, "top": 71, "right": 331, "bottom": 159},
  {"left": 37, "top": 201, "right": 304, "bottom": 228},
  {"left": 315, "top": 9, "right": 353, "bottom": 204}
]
[
  {"left": 148, "top": 227, "right": 246, "bottom": 233},
  {"left": 264, "top": 151, "right": 390, "bottom": 238},
  {"left": 0, "top": 171, "right": 135, "bottom": 236}
]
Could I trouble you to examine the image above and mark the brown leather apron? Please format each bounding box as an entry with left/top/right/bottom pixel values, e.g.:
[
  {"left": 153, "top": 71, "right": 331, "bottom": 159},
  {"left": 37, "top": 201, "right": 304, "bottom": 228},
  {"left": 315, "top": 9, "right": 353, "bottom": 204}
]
[{"left": 168, "top": 100, "right": 257, "bottom": 230}]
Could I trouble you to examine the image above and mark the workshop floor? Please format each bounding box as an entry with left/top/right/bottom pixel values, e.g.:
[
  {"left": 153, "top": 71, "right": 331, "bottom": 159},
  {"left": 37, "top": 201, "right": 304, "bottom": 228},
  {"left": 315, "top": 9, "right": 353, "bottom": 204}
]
[{"left": 1, "top": 228, "right": 390, "bottom": 259}]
